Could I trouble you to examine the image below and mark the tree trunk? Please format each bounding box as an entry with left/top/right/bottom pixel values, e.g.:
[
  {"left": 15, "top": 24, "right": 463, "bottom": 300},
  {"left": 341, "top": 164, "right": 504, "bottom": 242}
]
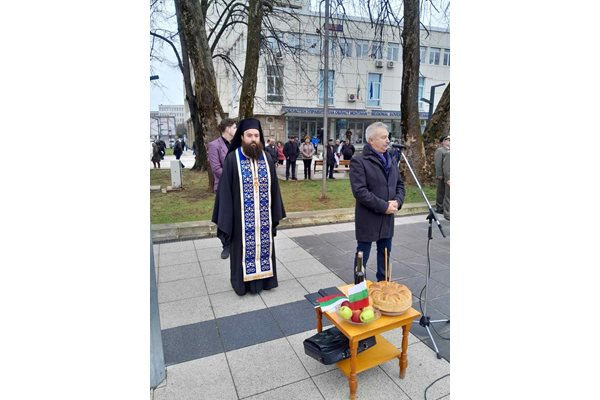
[
  {"left": 176, "top": 0, "right": 228, "bottom": 192},
  {"left": 400, "top": 0, "right": 425, "bottom": 186},
  {"left": 176, "top": 0, "right": 225, "bottom": 178},
  {"left": 422, "top": 83, "right": 450, "bottom": 183},
  {"left": 238, "top": 0, "right": 264, "bottom": 119},
  {"left": 174, "top": 0, "right": 211, "bottom": 183}
]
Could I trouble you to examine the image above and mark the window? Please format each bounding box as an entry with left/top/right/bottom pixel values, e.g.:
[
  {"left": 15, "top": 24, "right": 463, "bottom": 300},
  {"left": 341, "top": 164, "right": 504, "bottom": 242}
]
[
  {"left": 304, "top": 34, "right": 320, "bottom": 55},
  {"left": 338, "top": 39, "right": 352, "bottom": 57},
  {"left": 355, "top": 40, "right": 369, "bottom": 58},
  {"left": 370, "top": 41, "right": 383, "bottom": 59},
  {"left": 387, "top": 42, "right": 399, "bottom": 61},
  {"left": 443, "top": 49, "right": 450, "bottom": 66},
  {"left": 318, "top": 69, "right": 334, "bottom": 105},
  {"left": 420, "top": 46, "right": 427, "bottom": 63},
  {"left": 429, "top": 47, "right": 441, "bottom": 65},
  {"left": 367, "top": 73, "right": 382, "bottom": 107},
  {"left": 267, "top": 65, "right": 283, "bottom": 102}
]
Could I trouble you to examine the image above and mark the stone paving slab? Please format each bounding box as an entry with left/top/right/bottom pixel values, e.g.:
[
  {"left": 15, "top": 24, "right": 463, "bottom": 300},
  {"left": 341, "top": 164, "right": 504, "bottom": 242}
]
[
  {"left": 157, "top": 277, "right": 207, "bottom": 303},
  {"left": 259, "top": 279, "right": 309, "bottom": 308},
  {"left": 312, "top": 367, "right": 412, "bottom": 400},
  {"left": 380, "top": 341, "right": 450, "bottom": 400},
  {"left": 158, "top": 295, "right": 214, "bottom": 329},
  {"left": 244, "top": 378, "right": 325, "bottom": 400},
  {"left": 153, "top": 353, "right": 238, "bottom": 400},
  {"left": 216, "top": 308, "right": 284, "bottom": 352},
  {"left": 161, "top": 320, "right": 223, "bottom": 366},
  {"left": 226, "top": 338, "right": 310, "bottom": 398},
  {"left": 209, "top": 290, "right": 266, "bottom": 318},
  {"left": 282, "top": 257, "right": 331, "bottom": 279},
  {"left": 203, "top": 272, "right": 234, "bottom": 294},
  {"left": 157, "top": 261, "right": 202, "bottom": 283},
  {"left": 296, "top": 272, "right": 346, "bottom": 294}
]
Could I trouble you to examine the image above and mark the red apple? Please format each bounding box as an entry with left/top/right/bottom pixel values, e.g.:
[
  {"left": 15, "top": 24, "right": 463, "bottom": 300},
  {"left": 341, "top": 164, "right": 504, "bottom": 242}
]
[
  {"left": 341, "top": 301, "right": 350, "bottom": 308},
  {"left": 351, "top": 309, "right": 362, "bottom": 323}
]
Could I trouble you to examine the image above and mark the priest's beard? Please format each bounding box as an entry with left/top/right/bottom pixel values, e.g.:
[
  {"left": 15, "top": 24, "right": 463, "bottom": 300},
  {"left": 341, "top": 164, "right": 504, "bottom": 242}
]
[{"left": 242, "top": 141, "right": 264, "bottom": 160}]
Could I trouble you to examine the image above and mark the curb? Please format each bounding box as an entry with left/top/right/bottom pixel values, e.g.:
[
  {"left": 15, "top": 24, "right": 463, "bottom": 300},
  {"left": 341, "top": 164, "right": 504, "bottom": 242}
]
[{"left": 151, "top": 202, "right": 430, "bottom": 243}]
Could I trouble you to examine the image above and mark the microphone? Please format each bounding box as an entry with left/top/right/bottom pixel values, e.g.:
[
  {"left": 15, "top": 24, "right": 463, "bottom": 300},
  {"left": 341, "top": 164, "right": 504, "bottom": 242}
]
[{"left": 391, "top": 143, "right": 406, "bottom": 149}]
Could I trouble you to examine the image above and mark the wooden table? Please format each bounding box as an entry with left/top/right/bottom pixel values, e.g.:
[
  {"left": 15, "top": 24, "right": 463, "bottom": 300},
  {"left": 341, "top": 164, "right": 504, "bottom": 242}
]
[{"left": 314, "top": 282, "right": 421, "bottom": 400}]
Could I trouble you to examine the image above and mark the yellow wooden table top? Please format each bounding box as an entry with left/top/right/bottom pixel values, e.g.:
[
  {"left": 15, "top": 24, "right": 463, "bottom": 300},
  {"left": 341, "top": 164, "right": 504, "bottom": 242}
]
[{"left": 324, "top": 282, "right": 421, "bottom": 342}]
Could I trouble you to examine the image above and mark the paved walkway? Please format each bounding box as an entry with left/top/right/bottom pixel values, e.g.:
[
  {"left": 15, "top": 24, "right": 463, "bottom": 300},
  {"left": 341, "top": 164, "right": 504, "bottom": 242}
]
[{"left": 151, "top": 214, "right": 450, "bottom": 399}]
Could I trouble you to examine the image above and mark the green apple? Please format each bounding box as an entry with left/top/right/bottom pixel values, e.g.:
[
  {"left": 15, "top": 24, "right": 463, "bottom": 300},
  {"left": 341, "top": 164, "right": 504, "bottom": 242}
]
[
  {"left": 339, "top": 306, "right": 352, "bottom": 320},
  {"left": 360, "top": 308, "right": 375, "bottom": 323}
]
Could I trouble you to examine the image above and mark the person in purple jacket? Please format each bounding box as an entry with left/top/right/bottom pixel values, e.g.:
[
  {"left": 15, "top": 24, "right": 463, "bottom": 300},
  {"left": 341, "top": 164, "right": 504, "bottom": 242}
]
[{"left": 208, "top": 118, "right": 237, "bottom": 259}]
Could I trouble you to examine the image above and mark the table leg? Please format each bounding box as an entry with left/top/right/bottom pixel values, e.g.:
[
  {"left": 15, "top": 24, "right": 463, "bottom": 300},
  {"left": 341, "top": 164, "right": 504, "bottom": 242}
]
[
  {"left": 349, "top": 338, "right": 358, "bottom": 400},
  {"left": 315, "top": 308, "right": 323, "bottom": 333},
  {"left": 400, "top": 323, "right": 411, "bottom": 379}
]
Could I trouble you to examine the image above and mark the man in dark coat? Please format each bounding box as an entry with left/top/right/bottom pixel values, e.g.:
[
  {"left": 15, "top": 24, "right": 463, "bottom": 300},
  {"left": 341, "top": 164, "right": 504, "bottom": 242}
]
[
  {"left": 173, "top": 139, "right": 184, "bottom": 168},
  {"left": 349, "top": 122, "right": 405, "bottom": 281},
  {"left": 211, "top": 118, "right": 286, "bottom": 296},
  {"left": 325, "top": 138, "right": 337, "bottom": 179},
  {"left": 265, "top": 138, "right": 278, "bottom": 167},
  {"left": 341, "top": 139, "right": 355, "bottom": 160},
  {"left": 283, "top": 136, "right": 299, "bottom": 180},
  {"left": 434, "top": 135, "right": 450, "bottom": 214}
]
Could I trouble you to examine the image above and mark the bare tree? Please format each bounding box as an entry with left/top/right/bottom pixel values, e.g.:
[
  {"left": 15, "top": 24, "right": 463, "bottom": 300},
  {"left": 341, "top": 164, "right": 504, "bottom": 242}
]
[
  {"left": 237, "top": 0, "right": 266, "bottom": 118},
  {"left": 422, "top": 82, "right": 450, "bottom": 182},
  {"left": 398, "top": 0, "right": 424, "bottom": 185}
]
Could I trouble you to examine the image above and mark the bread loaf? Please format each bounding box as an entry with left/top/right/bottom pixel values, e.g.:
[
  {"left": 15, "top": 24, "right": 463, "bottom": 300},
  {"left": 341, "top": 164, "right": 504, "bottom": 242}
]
[{"left": 369, "top": 281, "right": 412, "bottom": 313}]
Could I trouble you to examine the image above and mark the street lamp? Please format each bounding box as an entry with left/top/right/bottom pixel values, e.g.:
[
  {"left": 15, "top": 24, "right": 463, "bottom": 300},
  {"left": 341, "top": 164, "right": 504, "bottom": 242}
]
[{"left": 420, "top": 83, "right": 446, "bottom": 122}]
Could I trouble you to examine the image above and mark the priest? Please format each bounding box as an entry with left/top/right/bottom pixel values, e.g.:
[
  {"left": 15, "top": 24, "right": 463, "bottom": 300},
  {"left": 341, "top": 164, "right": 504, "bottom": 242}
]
[{"left": 211, "top": 118, "right": 286, "bottom": 296}]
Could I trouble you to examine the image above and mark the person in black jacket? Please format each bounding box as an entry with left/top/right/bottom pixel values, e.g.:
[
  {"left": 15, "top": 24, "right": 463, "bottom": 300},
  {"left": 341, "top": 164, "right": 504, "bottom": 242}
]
[
  {"left": 283, "top": 136, "right": 299, "bottom": 180},
  {"left": 349, "top": 122, "right": 405, "bottom": 281},
  {"left": 173, "top": 139, "right": 185, "bottom": 168},
  {"left": 326, "top": 138, "right": 336, "bottom": 179},
  {"left": 265, "top": 138, "right": 278, "bottom": 167},
  {"left": 341, "top": 139, "right": 355, "bottom": 160}
]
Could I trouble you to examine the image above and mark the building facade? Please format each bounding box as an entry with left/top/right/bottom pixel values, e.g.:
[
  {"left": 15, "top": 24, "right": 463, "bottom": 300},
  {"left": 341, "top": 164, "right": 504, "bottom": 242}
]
[
  {"left": 158, "top": 104, "right": 185, "bottom": 126},
  {"left": 211, "top": 2, "right": 449, "bottom": 149}
]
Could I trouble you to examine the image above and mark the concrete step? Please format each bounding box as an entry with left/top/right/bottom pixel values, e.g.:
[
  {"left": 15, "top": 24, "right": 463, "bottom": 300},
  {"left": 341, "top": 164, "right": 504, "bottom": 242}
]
[{"left": 151, "top": 202, "right": 429, "bottom": 243}]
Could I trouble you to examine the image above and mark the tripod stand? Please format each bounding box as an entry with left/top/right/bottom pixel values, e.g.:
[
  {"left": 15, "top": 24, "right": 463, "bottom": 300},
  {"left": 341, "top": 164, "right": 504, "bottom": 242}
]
[{"left": 395, "top": 145, "right": 450, "bottom": 360}]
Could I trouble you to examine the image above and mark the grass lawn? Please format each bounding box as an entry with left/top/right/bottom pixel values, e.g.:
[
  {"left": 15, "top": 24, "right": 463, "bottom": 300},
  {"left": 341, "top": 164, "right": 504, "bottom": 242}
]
[{"left": 150, "top": 169, "right": 435, "bottom": 224}]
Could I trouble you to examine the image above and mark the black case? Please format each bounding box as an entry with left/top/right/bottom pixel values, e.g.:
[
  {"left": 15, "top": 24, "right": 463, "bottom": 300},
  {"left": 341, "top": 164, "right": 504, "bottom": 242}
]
[{"left": 303, "top": 327, "right": 377, "bottom": 365}]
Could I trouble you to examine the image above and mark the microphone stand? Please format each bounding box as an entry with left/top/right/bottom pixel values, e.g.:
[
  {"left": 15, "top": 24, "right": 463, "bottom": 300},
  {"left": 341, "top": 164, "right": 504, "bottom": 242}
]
[{"left": 393, "top": 144, "right": 449, "bottom": 360}]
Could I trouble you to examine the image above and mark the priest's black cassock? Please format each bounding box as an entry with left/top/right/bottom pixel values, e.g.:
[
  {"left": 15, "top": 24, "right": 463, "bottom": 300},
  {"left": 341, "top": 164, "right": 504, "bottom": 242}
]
[{"left": 211, "top": 118, "right": 286, "bottom": 296}]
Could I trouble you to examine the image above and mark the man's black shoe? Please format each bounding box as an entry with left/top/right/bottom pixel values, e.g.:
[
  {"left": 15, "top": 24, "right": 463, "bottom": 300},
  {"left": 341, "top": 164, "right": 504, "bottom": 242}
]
[{"left": 221, "top": 247, "right": 230, "bottom": 259}]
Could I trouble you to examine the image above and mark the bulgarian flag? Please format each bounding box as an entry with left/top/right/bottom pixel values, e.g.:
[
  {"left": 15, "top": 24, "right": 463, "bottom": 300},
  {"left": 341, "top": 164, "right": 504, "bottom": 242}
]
[
  {"left": 348, "top": 281, "right": 369, "bottom": 310},
  {"left": 317, "top": 294, "right": 349, "bottom": 312}
]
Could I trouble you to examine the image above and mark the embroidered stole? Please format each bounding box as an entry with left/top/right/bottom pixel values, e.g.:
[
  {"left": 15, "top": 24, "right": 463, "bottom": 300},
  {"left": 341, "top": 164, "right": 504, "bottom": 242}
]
[{"left": 235, "top": 148, "right": 274, "bottom": 282}]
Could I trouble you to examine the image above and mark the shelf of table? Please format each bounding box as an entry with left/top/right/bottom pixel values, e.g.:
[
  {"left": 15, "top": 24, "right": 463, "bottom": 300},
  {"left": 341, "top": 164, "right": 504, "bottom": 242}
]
[{"left": 336, "top": 334, "right": 401, "bottom": 377}]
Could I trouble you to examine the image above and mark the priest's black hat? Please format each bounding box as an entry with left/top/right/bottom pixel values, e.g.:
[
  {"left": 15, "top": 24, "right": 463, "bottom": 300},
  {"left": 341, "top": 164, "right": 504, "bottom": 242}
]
[{"left": 228, "top": 118, "right": 265, "bottom": 154}]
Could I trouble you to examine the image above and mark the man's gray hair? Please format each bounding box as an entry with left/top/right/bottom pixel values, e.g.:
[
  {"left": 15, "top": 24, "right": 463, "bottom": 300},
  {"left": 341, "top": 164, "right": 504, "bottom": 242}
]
[{"left": 365, "top": 122, "right": 389, "bottom": 143}]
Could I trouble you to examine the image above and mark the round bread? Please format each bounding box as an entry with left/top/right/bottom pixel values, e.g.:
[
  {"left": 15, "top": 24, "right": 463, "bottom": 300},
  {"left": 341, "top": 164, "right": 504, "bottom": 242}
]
[{"left": 369, "top": 281, "right": 412, "bottom": 313}]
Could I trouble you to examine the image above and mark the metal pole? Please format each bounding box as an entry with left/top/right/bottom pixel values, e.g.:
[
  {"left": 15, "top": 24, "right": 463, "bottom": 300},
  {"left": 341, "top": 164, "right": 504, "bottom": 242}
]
[
  {"left": 427, "top": 83, "right": 446, "bottom": 121},
  {"left": 321, "top": 0, "right": 330, "bottom": 198},
  {"left": 150, "top": 234, "right": 165, "bottom": 388}
]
